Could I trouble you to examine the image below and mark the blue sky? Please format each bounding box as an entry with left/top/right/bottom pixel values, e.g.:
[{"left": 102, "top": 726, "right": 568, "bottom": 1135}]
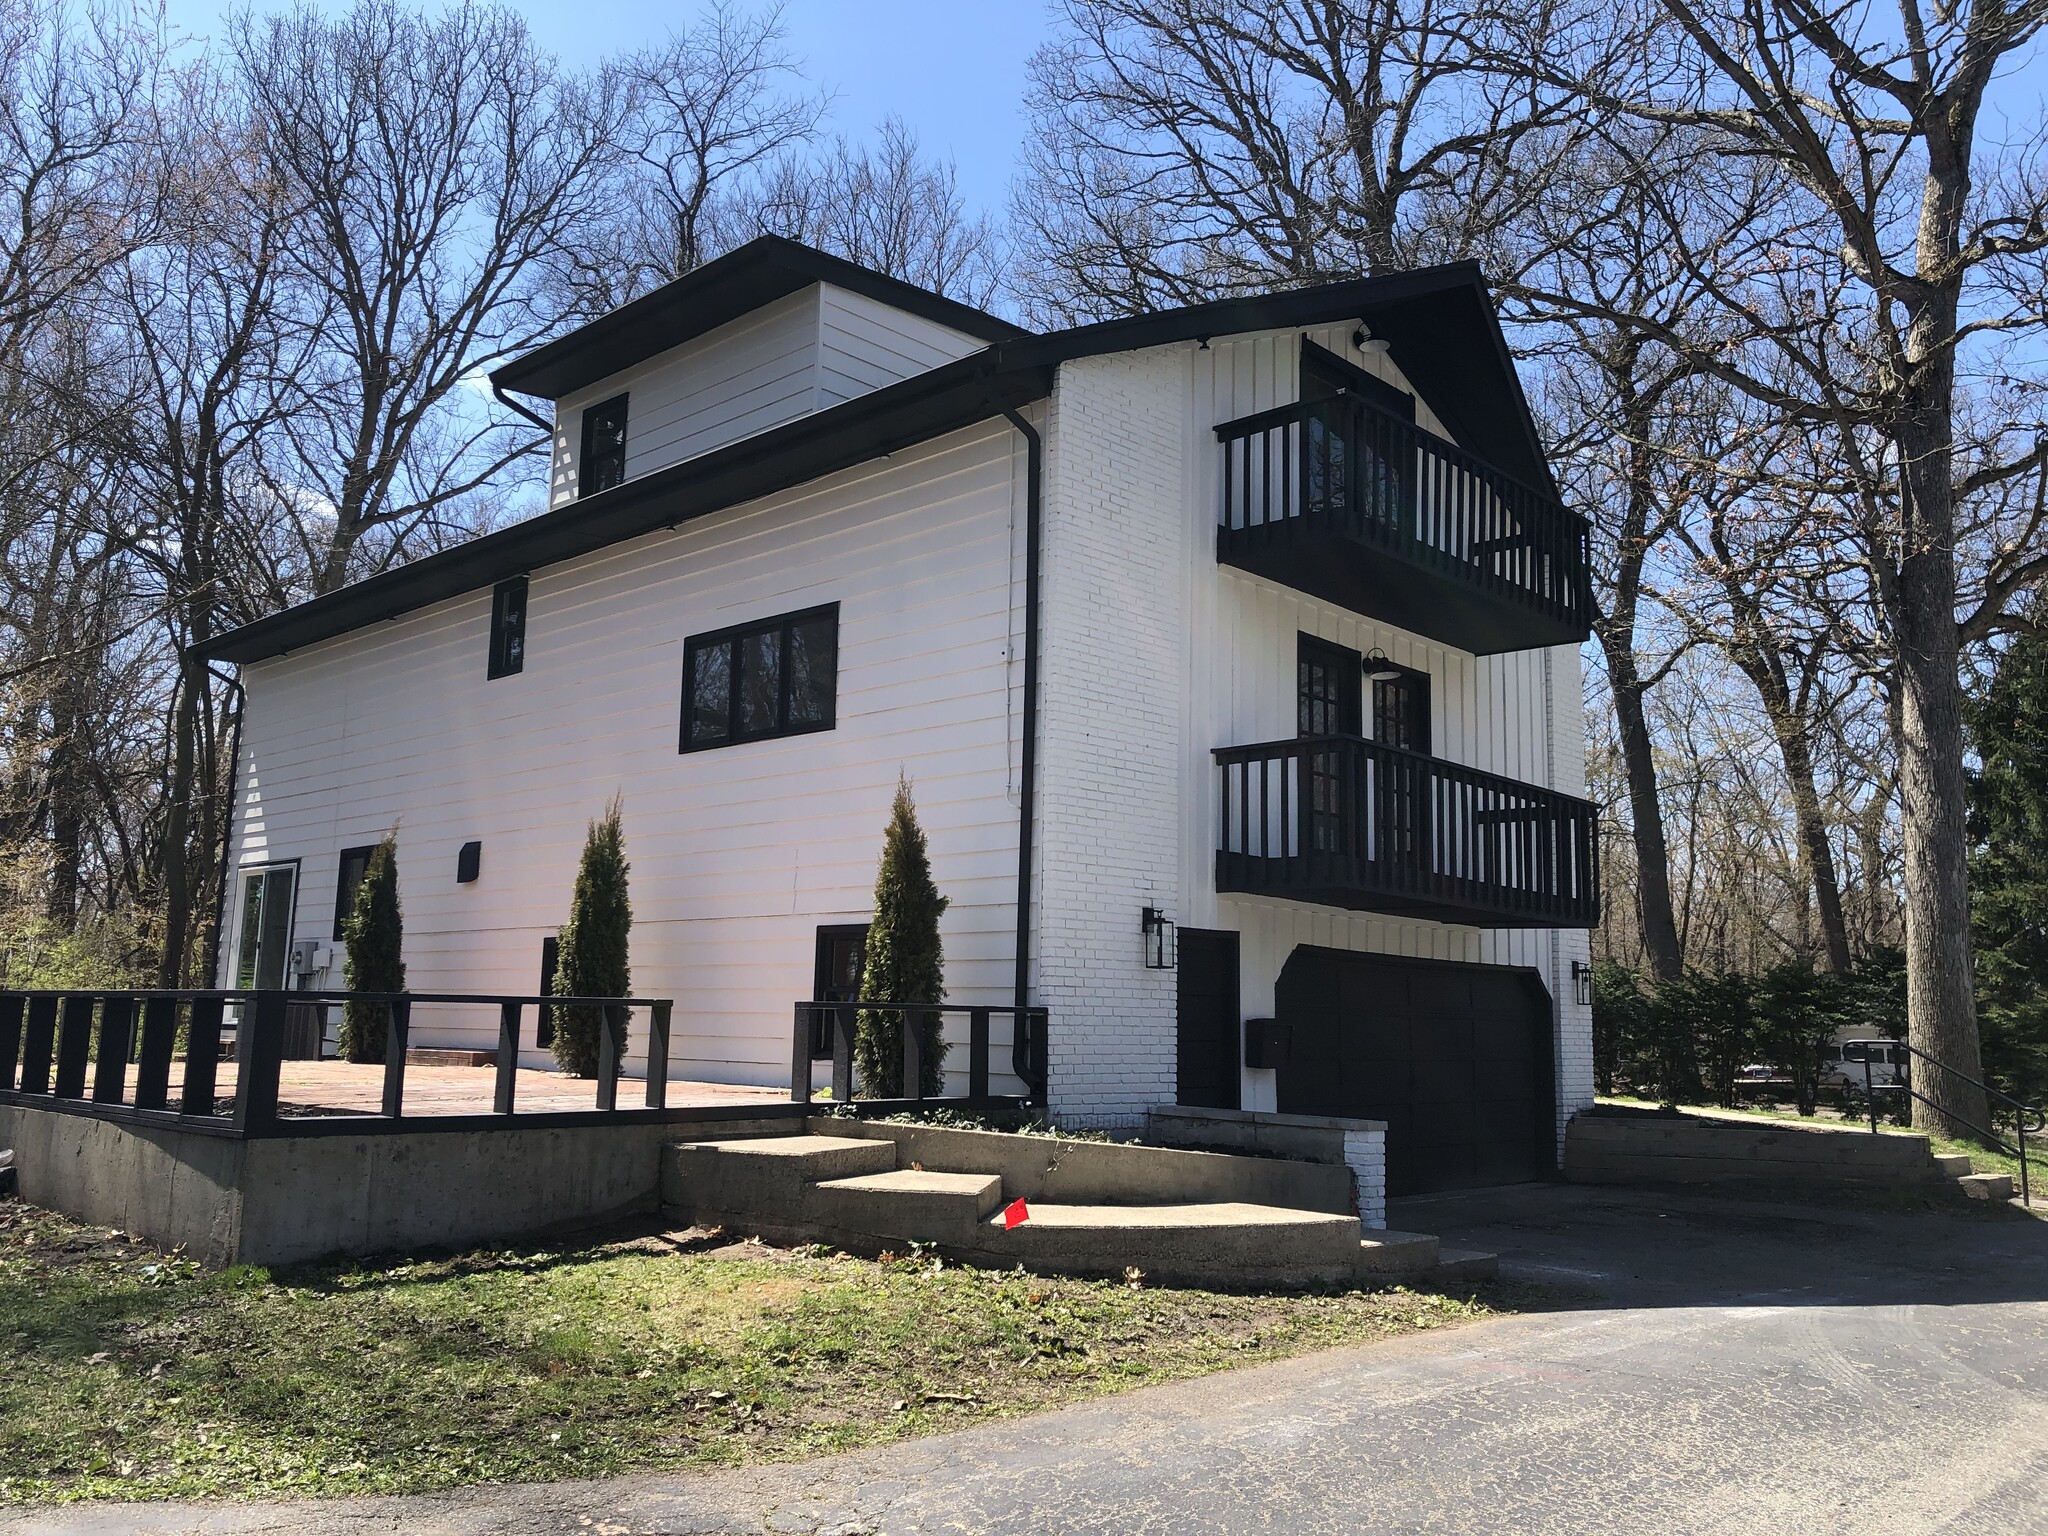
[{"left": 161, "top": 0, "right": 1053, "bottom": 221}]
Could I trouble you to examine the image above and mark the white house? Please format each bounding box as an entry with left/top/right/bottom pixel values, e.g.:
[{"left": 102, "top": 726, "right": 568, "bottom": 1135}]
[{"left": 205, "top": 235, "right": 1598, "bottom": 1196}]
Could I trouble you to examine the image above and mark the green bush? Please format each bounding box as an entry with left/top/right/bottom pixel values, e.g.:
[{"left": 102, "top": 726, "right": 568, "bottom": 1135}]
[
  {"left": 339, "top": 834, "right": 403, "bottom": 1063},
  {"left": 551, "top": 795, "right": 631, "bottom": 1078},
  {"left": 855, "top": 775, "right": 948, "bottom": 1098}
]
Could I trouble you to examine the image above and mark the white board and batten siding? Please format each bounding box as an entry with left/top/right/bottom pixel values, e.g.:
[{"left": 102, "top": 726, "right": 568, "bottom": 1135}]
[
  {"left": 225, "top": 419, "right": 1032, "bottom": 1091},
  {"left": 547, "top": 283, "right": 987, "bottom": 509},
  {"left": 1034, "top": 329, "right": 1592, "bottom": 1131}
]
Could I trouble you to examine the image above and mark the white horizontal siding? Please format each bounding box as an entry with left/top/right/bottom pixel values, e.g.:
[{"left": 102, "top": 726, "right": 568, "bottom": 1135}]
[
  {"left": 548, "top": 289, "right": 822, "bottom": 508},
  {"left": 227, "top": 419, "right": 1029, "bottom": 1090},
  {"left": 816, "top": 284, "right": 984, "bottom": 407}
]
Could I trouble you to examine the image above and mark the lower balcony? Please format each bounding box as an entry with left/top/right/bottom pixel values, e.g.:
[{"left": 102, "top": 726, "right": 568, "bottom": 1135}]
[{"left": 1214, "top": 734, "right": 1599, "bottom": 928}]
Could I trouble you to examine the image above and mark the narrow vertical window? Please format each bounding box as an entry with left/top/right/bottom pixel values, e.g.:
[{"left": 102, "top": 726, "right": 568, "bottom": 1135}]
[
  {"left": 488, "top": 576, "right": 528, "bottom": 679},
  {"left": 579, "top": 393, "right": 629, "bottom": 496},
  {"left": 1372, "top": 668, "right": 1431, "bottom": 754},
  {"left": 333, "top": 844, "right": 375, "bottom": 937}
]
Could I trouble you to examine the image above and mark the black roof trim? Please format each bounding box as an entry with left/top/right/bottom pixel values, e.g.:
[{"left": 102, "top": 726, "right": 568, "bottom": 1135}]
[
  {"left": 205, "top": 351, "right": 1050, "bottom": 662},
  {"left": 997, "top": 262, "right": 1556, "bottom": 496},
  {"left": 209, "top": 259, "right": 1557, "bottom": 664},
  {"left": 491, "top": 235, "right": 1029, "bottom": 400}
]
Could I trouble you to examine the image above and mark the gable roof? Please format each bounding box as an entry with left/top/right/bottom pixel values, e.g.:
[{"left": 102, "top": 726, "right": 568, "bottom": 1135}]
[
  {"left": 204, "top": 258, "right": 1556, "bottom": 664},
  {"left": 492, "top": 235, "right": 1030, "bottom": 401}
]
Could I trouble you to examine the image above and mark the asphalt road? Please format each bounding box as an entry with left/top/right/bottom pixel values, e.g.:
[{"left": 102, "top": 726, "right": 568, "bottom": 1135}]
[{"left": 11, "top": 1182, "right": 2048, "bottom": 1536}]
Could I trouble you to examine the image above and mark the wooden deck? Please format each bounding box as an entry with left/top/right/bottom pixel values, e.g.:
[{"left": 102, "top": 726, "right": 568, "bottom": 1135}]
[{"left": 116, "top": 1058, "right": 785, "bottom": 1118}]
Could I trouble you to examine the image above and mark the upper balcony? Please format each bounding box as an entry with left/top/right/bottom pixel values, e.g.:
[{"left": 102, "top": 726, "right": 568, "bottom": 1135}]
[
  {"left": 1214, "top": 734, "right": 1598, "bottom": 928},
  {"left": 1215, "top": 395, "right": 1593, "bottom": 655}
]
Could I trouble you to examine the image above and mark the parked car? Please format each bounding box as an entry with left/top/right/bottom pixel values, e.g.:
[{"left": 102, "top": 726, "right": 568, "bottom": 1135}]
[{"left": 1820, "top": 1040, "right": 1906, "bottom": 1091}]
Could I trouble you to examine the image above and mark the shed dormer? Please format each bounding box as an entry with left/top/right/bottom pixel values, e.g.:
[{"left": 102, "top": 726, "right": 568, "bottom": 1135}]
[{"left": 490, "top": 237, "right": 1026, "bottom": 508}]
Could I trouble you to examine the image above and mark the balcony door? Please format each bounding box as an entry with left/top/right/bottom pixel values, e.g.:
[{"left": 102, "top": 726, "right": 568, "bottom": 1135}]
[
  {"left": 1300, "top": 339, "right": 1415, "bottom": 536},
  {"left": 1371, "top": 664, "right": 1432, "bottom": 874},
  {"left": 1298, "top": 636, "right": 1361, "bottom": 858}
]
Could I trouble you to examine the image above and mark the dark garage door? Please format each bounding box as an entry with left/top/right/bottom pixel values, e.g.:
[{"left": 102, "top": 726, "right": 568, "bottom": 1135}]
[{"left": 1274, "top": 948, "right": 1554, "bottom": 1196}]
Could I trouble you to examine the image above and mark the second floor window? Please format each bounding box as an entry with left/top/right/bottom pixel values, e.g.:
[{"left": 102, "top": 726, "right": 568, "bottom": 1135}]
[
  {"left": 579, "top": 393, "right": 628, "bottom": 496},
  {"left": 488, "top": 576, "right": 528, "bottom": 678},
  {"left": 682, "top": 604, "right": 839, "bottom": 752}
]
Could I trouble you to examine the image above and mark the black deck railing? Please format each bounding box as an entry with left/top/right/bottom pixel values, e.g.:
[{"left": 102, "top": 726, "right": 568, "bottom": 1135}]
[
  {"left": 0, "top": 988, "right": 682, "bottom": 1138},
  {"left": 1216, "top": 394, "right": 1593, "bottom": 645},
  {"left": 790, "top": 1000, "right": 1048, "bottom": 1107},
  {"left": 1214, "top": 734, "right": 1599, "bottom": 927}
]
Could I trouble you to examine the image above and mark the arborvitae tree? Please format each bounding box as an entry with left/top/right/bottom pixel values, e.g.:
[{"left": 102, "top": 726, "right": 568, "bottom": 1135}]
[
  {"left": 551, "top": 794, "right": 632, "bottom": 1077},
  {"left": 339, "top": 833, "right": 404, "bottom": 1063},
  {"left": 856, "top": 774, "right": 948, "bottom": 1097},
  {"left": 1969, "top": 620, "right": 2048, "bottom": 1112}
]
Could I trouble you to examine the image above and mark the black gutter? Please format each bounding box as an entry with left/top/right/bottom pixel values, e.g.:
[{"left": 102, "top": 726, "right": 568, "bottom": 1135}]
[{"left": 982, "top": 377, "right": 1043, "bottom": 1018}]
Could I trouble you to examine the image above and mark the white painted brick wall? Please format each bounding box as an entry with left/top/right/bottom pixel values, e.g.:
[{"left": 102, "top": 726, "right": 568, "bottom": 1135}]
[
  {"left": 1343, "top": 1127, "right": 1388, "bottom": 1229},
  {"left": 1035, "top": 350, "right": 1188, "bottom": 1129}
]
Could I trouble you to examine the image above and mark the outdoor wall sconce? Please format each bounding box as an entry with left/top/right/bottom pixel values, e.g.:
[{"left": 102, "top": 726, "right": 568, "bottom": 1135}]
[
  {"left": 1571, "top": 959, "right": 1593, "bottom": 1007},
  {"left": 1142, "top": 906, "right": 1178, "bottom": 970},
  {"left": 1364, "top": 647, "right": 1403, "bottom": 682},
  {"left": 456, "top": 841, "right": 482, "bottom": 884}
]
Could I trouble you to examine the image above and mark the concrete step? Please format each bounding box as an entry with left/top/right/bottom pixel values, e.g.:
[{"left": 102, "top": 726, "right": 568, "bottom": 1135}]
[
  {"left": 1959, "top": 1171, "right": 2015, "bottom": 1201},
  {"left": 1357, "top": 1229, "right": 1440, "bottom": 1276},
  {"left": 978, "top": 1200, "right": 1368, "bottom": 1287},
  {"left": 1931, "top": 1152, "right": 1975, "bottom": 1177},
  {"left": 1430, "top": 1246, "right": 1500, "bottom": 1283},
  {"left": 811, "top": 1169, "right": 1006, "bottom": 1246},
  {"left": 661, "top": 1134, "right": 896, "bottom": 1219}
]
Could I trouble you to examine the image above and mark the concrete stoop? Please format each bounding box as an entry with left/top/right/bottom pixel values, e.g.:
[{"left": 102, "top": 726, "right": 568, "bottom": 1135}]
[{"left": 661, "top": 1132, "right": 1493, "bottom": 1288}]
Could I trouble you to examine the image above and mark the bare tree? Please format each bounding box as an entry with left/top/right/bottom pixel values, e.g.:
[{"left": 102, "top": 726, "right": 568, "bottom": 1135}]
[
  {"left": 736, "top": 117, "right": 1005, "bottom": 305},
  {"left": 1525, "top": 0, "right": 2048, "bottom": 1136},
  {"left": 562, "top": 1, "right": 823, "bottom": 308},
  {"left": 238, "top": 0, "right": 618, "bottom": 594},
  {"left": 1013, "top": 0, "right": 1605, "bottom": 320}
]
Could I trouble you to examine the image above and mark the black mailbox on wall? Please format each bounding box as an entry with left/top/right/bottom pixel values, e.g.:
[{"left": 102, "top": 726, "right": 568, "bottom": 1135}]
[
  {"left": 456, "top": 841, "right": 482, "bottom": 883},
  {"left": 1243, "top": 1017, "right": 1291, "bottom": 1069}
]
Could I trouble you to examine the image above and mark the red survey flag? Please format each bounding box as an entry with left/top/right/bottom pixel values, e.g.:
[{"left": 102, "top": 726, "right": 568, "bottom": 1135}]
[{"left": 1003, "top": 1198, "right": 1031, "bottom": 1229}]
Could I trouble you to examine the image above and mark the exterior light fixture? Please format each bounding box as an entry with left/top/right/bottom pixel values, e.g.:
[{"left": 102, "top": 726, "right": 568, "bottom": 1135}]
[
  {"left": 1364, "top": 648, "right": 1403, "bottom": 682},
  {"left": 1142, "top": 906, "right": 1178, "bottom": 970},
  {"left": 1571, "top": 959, "right": 1593, "bottom": 1007}
]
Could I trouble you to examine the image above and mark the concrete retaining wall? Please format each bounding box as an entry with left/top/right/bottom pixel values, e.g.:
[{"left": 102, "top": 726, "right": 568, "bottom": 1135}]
[
  {"left": 1564, "top": 1111, "right": 1943, "bottom": 1188},
  {"left": 0, "top": 1104, "right": 789, "bottom": 1267},
  {"left": 812, "top": 1116, "right": 1356, "bottom": 1216},
  {"left": 1143, "top": 1105, "right": 1388, "bottom": 1228}
]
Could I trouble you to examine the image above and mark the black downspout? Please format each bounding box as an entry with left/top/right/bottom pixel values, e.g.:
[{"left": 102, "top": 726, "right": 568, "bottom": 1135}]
[{"left": 984, "top": 380, "right": 1043, "bottom": 1052}]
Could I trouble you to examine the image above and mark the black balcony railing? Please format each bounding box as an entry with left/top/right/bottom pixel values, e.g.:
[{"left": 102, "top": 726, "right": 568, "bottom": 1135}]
[
  {"left": 1214, "top": 734, "right": 1599, "bottom": 927},
  {"left": 1216, "top": 394, "right": 1593, "bottom": 654}
]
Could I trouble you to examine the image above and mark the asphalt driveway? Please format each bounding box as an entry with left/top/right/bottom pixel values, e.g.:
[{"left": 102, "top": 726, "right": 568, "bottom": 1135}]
[{"left": 10, "top": 1181, "right": 2048, "bottom": 1536}]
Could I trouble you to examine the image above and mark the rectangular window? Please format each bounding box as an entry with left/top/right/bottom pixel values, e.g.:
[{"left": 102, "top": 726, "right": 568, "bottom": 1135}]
[
  {"left": 333, "top": 845, "right": 375, "bottom": 938},
  {"left": 1372, "top": 666, "right": 1431, "bottom": 755},
  {"left": 1297, "top": 635, "right": 1363, "bottom": 737},
  {"left": 488, "top": 576, "right": 528, "bottom": 679},
  {"left": 579, "top": 393, "right": 629, "bottom": 496},
  {"left": 235, "top": 864, "right": 298, "bottom": 991},
  {"left": 681, "top": 604, "right": 840, "bottom": 752}
]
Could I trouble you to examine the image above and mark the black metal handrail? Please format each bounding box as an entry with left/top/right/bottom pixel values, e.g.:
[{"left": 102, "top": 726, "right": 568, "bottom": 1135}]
[
  {"left": 1216, "top": 393, "right": 1593, "bottom": 631},
  {"left": 1845, "top": 1037, "right": 2045, "bottom": 1207},
  {"left": 790, "top": 1000, "right": 1047, "bottom": 1107},
  {"left": 1214, "top": 733, "right": 1599, "bottom": 925},
  {"left": 0, "top": 988, "right": 673, "bottom": 1137}
]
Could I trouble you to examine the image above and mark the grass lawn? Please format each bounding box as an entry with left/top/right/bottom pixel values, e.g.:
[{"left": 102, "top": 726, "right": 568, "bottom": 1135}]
[{"left": 0, "top": 1198, "right": 1519, "bottom": 1505}]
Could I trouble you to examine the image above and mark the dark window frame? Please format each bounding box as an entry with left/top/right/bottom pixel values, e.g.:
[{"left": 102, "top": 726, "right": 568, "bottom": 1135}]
[
  {"left": 1371, "top": 661, "right": 1432, "bottom": 756},
  {"left": 578, "top": 393, "right": 629, "bottom": 497},
  {"left": 1297, "top": 634, "right": 1363, "bottom": 737},
  {"left": 333, "top": 844, "right": 376, "bottom": 938},
  {"left": 811, "top": 923, "right": 870, "bottom": 1059},
  {"left": 488, "top": 575, "right": 529, "bottom": 679},
  {"left": 680, "top": 602, "right": 841, "bottom": 753}
]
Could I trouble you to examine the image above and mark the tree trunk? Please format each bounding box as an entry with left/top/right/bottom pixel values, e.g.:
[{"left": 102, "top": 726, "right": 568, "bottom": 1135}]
[
  {"left": 1893, "top": 414, "right": 1989, "bottom": 1138},
  {"left": 1605, "top": 641, "right": 1685, "bottom": 982},
  {"left": 155, "top": 647, "right": 204, "bottom": 987}
]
